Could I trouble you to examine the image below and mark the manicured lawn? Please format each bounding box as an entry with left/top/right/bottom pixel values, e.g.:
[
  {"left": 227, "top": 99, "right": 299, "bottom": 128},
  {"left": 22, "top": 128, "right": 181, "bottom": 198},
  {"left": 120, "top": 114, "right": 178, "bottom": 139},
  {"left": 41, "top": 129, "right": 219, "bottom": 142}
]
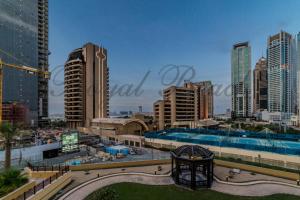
[{"left": 85, "top": 183, "right": 299, "bottom": 200}]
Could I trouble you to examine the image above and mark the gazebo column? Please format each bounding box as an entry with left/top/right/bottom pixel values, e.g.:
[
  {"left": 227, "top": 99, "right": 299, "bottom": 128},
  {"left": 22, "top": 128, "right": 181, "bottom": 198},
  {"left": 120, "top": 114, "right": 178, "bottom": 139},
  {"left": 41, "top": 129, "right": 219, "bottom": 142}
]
[
  {"left": 175, "top": 160, "right": 180, "bottom": 184},
  {"left": 211, "top": 161, "right": 214, "bottom": 185},
  {"left": 171, "top": 156, "right": 174, "bottom": 177},
  {"left": 206, "top": 162, "right": 211, "bottom": 187},
  {"left": 203, "top": 165, "right": 206, "bottom": 177},
  {"left": 191, "top": 162, "right": 196, "bottom": 189}
]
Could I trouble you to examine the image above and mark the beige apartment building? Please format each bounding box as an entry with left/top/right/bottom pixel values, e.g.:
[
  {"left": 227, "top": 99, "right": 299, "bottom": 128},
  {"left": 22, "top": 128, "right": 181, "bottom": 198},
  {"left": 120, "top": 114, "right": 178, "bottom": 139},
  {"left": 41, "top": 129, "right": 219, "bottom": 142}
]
[
  {"left": 154, "top": 81, "right": 214, "bottom": 130},
  {"left": 65, "top": 43, "right": 109, "bottom": 128},
  {"left": 185, "top": 81, "right": 214, "bottom": 119}
]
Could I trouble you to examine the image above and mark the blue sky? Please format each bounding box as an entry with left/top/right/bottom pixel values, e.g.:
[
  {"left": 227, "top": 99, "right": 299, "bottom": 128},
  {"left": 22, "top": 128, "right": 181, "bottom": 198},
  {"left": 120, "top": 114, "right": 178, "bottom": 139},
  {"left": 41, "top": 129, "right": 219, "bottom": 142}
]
[{"left": 49, "top": 0, "right": 300, "bottom": 115}]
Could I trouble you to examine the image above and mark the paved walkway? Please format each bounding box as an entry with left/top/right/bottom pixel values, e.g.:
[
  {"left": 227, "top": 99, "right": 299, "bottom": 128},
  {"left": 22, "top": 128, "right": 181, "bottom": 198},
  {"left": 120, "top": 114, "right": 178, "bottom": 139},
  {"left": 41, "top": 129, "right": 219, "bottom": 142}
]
[
  {"left": 58, "top": 173, "right": 173, "bottom": 200},
  {"left": 214, "top": 166, "right": 295, "bottom": 184},
  {"left": 213, "top": 176, "right": 300, "bottom": 196},
  {"left": 58, "top": 172, "right": 300, "bottom": 200},
  {"left": 63, "top": 164, "right": 171, "bottom": 192},
  {"left": 212, "top": 182, "right": 300, "bottom": 196}
]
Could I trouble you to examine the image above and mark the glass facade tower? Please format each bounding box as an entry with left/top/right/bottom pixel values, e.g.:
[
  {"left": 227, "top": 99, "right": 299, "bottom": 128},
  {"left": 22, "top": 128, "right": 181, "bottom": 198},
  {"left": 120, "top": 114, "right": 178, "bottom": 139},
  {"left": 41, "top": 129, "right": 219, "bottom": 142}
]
[
  {"left": 267, "top": 31, "right": 292, "bottom": 115},
  {"left": 0, "top": 0, "right": 48, "bottom": 126},
  {"left": 231, "top": 42, "right": 252, "bottom": 118}
]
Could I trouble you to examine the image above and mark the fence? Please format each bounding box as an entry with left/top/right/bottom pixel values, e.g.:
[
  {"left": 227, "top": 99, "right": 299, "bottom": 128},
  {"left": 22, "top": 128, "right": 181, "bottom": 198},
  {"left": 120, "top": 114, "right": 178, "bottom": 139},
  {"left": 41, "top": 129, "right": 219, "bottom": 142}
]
[
  {"left": 145, "top": 128, "right": 300, "bottom": 155},
  {"left": 15, "top": 163, "right": 70, "bottom": 200},
  {"left": 27, "top": 162, "right": 70, "bottom": 172},
  {"left": 145, "top": 128, "right": 300, "bottom": 141}
]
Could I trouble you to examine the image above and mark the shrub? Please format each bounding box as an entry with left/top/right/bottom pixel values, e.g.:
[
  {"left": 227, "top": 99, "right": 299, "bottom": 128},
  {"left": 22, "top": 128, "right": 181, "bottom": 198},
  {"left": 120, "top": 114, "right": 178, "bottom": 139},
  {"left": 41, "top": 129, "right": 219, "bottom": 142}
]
[
  {"left": 0, "top": 169, "right": 28, "bottom": 198},
  {"left": 86, "top": 188, "right": 119, "bottom": 200}
]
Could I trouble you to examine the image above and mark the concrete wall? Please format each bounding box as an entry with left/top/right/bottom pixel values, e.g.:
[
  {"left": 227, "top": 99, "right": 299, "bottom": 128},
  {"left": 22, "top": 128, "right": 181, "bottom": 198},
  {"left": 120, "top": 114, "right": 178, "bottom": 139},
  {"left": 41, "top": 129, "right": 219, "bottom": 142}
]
[
  {"left": 28, "top": 173, "right": 72, "bottom": 200},
  {"left": 24, "top": 168, "right": 58, "bottom": 179},
  {"left": 215, "top": 160, "right": 300, "bottom": 181},
  {"left": 2, "top": 169, "right": 72, "bottom": 200},
  {"left": 70, "top": 159, "right": 171, "bottom": 171},
  {"left": 1, "top": 181, "right": 36, "bottom": 200}
]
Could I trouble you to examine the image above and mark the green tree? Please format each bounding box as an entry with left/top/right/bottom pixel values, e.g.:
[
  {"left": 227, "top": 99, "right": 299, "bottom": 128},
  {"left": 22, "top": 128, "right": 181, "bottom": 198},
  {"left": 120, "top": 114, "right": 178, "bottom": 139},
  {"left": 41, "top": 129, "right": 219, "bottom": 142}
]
[{"left": 0, "top": 122, "right": 19, "bottom": 170}]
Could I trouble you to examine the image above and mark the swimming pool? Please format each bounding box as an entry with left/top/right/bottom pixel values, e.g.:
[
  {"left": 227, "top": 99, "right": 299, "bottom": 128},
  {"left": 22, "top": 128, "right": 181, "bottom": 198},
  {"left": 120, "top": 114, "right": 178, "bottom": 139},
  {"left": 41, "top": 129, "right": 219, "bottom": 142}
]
[{"left": 145, "top": 129, "right": 300, "bottom": 155}]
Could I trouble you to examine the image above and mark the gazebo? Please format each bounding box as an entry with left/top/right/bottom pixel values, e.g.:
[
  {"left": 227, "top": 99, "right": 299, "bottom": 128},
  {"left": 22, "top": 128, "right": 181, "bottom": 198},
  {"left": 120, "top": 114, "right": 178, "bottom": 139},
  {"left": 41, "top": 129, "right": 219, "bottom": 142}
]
[{"left": 171, "top": 145, "right": 214, "bottom": 189}]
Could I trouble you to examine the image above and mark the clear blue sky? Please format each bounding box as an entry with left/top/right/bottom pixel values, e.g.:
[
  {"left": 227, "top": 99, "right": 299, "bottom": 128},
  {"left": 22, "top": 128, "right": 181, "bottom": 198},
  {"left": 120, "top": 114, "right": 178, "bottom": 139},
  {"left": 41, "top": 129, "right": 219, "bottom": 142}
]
[{"left": 48, "top": 0, "right": 300, "bottom": 115}]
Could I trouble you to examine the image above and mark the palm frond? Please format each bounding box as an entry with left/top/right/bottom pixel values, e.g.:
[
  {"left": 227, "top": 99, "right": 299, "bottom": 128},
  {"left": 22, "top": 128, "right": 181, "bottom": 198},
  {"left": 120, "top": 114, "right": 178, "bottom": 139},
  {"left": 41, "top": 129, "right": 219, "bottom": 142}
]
[{"left": 0, "top": 122, "right": 20, "bottom": 141}]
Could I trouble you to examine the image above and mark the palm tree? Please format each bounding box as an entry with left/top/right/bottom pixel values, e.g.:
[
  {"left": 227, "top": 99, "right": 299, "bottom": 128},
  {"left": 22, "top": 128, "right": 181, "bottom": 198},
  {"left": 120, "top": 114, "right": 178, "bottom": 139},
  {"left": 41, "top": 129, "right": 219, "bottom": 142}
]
[{"left": 0, "top": 122, "right": 19, "bottom": 170}]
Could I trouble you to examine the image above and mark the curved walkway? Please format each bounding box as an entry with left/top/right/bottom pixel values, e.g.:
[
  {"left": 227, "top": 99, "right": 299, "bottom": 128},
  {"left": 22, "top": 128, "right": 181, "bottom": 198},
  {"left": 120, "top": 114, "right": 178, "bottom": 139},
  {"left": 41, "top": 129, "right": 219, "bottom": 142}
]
[
  {"left": 213, "top": 176, "right": 300, "bottom": 196},
  {"left": 58, "top": 173, "right": 173, "bottom": 200},
  {"left": 58, "top": 173, "right": 300, "bottom": 200}
]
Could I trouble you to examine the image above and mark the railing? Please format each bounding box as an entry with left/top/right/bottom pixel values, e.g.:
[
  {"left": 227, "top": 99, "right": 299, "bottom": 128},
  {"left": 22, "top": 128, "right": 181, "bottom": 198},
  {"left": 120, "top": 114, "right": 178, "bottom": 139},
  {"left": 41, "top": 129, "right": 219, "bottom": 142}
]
[
  {"left": 145, "top": 128, "right": 300, "bottom": 141},
  {"left": 15, "top": 163, "right": 70, "bottom": 200},
  {"left": 27, "top": 162, "right": 70, "bottom": 172}
]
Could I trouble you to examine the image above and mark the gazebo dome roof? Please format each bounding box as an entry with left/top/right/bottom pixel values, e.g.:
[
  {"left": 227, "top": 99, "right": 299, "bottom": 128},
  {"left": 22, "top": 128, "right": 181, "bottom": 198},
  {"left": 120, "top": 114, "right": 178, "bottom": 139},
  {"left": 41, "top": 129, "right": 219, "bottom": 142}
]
[{"left": 172, "top": 145, "right": 214, "bottom": 160}]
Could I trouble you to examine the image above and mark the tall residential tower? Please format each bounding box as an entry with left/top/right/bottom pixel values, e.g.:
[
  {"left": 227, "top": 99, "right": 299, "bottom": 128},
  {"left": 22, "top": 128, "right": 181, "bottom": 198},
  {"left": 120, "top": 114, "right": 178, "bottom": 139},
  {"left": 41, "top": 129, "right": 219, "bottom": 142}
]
[
  {"left": 185, "top": 81, "right": 214, "bottom": 119},
  {"left": 231, "top": 42, "right": 252, "bottom": 118},
  {"left": 253, "top": 57, "right": 268, "bottom": 113},
  {"left": 64, "top": 43, "right": 109, "bottom": 128},
  {"left": 154, "top": 81, "right": 214, "bottom": 130},
  {"left": 292, "top": 32, "right": 300, "bottom": 119},
  {"left": 267, "top": 31, "right": 292, "bottom": 115},
  {"left": 0, "top": 0, "right": 49, "bottom": 126}
]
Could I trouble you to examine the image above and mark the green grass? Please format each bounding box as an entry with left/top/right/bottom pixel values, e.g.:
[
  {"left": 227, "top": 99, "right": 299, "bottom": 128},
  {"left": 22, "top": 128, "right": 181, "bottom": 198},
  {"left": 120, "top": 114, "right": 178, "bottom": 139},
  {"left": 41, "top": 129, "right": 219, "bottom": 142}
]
[{"left": 85, "top": 183, "right": 299, "bottom": 200}]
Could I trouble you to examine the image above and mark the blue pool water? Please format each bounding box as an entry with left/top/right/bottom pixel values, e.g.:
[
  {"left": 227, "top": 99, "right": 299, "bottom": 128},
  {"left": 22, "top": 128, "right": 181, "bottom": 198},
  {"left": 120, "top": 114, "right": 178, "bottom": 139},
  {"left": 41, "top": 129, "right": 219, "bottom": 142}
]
[
  {"left": 65, "top": 160, "right": 81, "bottom": 166},
  {"left": 146, "top": 130, "right": 300, "bottom": 155}
]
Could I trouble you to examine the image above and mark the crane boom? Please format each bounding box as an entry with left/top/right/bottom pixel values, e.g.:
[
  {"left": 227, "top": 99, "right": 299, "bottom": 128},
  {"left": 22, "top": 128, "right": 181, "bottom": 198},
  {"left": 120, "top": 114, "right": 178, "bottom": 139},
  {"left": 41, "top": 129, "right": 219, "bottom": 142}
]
[{"left": 0, "top": 59, "right": 51, "bottom": 124}]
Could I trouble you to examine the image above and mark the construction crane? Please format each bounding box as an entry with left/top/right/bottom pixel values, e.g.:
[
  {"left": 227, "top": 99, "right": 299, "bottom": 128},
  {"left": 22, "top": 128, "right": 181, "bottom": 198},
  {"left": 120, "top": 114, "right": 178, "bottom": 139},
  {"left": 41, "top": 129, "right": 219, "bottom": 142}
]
[{"left": 0, "top": 59, "right": 51, "bottom": 123}]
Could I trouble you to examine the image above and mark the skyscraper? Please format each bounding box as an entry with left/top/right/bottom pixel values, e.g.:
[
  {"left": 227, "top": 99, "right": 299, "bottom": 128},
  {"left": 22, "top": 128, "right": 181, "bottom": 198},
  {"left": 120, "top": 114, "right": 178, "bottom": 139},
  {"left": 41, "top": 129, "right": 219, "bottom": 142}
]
[
  {"left": 185, "top": 81, "right": 214, "bottom": 119},
  {"left": 154, "top": 85, "right": 196, "bottom": 130},
  {"left": 0, "top": 0, "right": 49, "bottom": 126},
  {"left": 253, "top": 57, "right": 268, "bottom": 113},
  {"left": 37, "top": 0, "right": 49, "bottom": 126},
  {"left": 64, "top": 43, "right": 109, "bottom": 128},
  {"left": 267, "top": 31, "right": 292, "bottom": 114},
  {"left": 292, "top": 32, "right": 300, "bottom": 118},
  {"left": 154, "top": 81, "right": 214, "bottom": 130},
  {"left": 231, "top": 42, "right": 252, "bottom": 118}
]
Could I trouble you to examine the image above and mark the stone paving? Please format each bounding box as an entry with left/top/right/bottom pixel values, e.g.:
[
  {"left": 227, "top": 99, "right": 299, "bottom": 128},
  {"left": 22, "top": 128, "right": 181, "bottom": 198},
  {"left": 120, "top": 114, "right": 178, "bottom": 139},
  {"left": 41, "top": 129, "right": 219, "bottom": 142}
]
[
  {"left": 212, "top": 181, "right": 300, "bottom": 196},
  {"left": 214, "top": 165, "right": 296, "bottom": 184},
  {"left": 63, "top": 164, "right": 171, "bottom": 192}
]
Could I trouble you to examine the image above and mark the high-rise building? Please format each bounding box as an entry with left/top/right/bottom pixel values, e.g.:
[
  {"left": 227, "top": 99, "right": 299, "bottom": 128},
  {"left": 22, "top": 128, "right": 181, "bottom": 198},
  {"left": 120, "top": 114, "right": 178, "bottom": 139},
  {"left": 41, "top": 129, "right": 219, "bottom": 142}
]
[
  {"left": 0, "top": 0, "right": 49, "bottom": 127},
  {"left": 154, "top": 86, "right": 196, "bottom": 130},
  {"left": 253, "top": 57, "right": 268, "bottom": 113},
  {"left": 231, "top": 42, "right": 252, "bottom": 118},
  {"left": 154, "top": 81, "right": 213, "bottom": 130},
  {"left": 64, "top": 43, "right": 109, "bottom": 128},
  {"left": 185, "top": 81, "right": 214, "bottom": 119},
  {"left": 37, "top": 0, "right": 49, "bottom": 127},
  {"left": 292, "top": 32, "right": 300, "bottom": 119},
  {"left": 267, "top": 31, "right": 292, "bottom": 114}
]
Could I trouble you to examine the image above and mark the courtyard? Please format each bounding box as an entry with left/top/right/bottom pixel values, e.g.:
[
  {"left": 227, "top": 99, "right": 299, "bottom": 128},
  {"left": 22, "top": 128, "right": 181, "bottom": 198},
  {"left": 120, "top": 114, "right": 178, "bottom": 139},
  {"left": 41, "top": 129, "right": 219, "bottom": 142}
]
[
  {"left": 85, "top": 183, "right": 300, "bottom": 200},
  {"left": 57, "top": 164, "right": 300, "bottom": 200}
]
